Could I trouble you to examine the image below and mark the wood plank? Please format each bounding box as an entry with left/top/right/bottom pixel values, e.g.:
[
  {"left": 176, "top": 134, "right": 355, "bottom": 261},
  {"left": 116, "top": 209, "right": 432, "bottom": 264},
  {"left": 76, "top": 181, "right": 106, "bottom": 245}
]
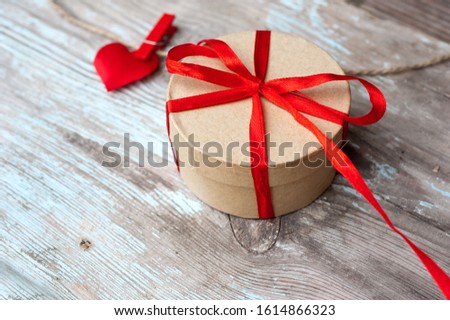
[
  {"left": 356, "top": 0, "right": 450, "bottom": 43},
  {"left": 1, "top": 0, "right": 449, "bottom": 299}
]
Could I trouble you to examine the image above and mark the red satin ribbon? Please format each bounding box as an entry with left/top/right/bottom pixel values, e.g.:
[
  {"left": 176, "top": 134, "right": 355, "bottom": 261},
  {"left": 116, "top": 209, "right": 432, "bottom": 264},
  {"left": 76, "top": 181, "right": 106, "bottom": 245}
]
[{"left": 165, "top": 30, "right": 450, "bottom": 298}]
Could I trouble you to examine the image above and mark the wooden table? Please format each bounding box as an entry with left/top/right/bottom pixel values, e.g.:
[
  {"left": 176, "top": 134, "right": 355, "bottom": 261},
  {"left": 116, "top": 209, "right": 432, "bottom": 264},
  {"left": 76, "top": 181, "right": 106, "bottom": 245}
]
[{"left": 1, "top": 0, "right": 449, "bottom": 299}]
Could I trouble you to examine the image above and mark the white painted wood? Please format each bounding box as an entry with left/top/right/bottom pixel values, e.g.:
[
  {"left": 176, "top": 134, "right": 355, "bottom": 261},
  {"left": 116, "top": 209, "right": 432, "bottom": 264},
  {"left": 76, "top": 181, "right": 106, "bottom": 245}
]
[{"left": 0, "top": 0, "right": 449, "bottom": 299}]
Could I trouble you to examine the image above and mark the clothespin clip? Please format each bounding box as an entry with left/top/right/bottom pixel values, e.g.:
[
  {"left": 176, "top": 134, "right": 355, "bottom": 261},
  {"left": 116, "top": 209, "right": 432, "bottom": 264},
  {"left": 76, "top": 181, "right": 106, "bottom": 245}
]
[
  {"left": 94, "top": 13, "right": 177, "bottom": 91},
  {"left": 133, "top": 13, "right": 177, "bottom": 61}
]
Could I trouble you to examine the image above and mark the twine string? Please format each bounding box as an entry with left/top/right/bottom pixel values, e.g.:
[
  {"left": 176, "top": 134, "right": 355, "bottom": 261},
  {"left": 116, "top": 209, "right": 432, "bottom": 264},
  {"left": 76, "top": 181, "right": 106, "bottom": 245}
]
[
  {"left": 51, "top": 0, "right": 167, "bottom": 57},
  {"left": 51, "top": 0, "right": 450, "bottom": 75}
]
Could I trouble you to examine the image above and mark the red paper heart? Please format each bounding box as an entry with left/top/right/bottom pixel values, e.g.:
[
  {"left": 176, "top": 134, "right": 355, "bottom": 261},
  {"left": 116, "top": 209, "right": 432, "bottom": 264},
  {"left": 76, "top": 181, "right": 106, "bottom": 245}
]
[{"left": 94, "top": 43, "right": 159, "bottom": 91}]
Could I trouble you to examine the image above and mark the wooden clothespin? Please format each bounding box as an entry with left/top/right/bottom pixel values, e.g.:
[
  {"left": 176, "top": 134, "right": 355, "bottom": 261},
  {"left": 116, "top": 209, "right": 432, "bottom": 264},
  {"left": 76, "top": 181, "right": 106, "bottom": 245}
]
[{"left": 133, "top": 13, "right": 176, "bottom": 61}]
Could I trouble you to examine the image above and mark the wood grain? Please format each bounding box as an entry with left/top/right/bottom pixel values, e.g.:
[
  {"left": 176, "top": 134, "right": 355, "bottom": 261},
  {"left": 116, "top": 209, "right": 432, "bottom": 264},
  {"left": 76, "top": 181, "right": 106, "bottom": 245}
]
[
  {"left": 358, "top": 0, "right": 450, "bottom": 43},
  {"left": 0, "top": 0, "right": 449, "bottom": 299}
]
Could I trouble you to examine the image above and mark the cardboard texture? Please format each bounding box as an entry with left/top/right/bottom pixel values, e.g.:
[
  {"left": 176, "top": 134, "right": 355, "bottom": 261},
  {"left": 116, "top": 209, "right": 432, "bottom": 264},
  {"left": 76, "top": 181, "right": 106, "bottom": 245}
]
[{"left": 167, "top": 31, "right": 350, "bottom": 218}]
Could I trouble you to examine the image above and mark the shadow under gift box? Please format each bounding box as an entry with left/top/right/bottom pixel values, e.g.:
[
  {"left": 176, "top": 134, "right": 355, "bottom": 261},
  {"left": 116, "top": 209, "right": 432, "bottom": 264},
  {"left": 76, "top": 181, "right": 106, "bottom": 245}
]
[{"left": 167, "top": 31, "right": 350, "bottom": 218}]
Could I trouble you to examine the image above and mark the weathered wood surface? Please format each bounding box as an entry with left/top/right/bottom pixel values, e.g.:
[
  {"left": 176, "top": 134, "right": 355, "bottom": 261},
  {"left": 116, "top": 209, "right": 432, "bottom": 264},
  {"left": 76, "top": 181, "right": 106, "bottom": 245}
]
[
  {"left": 361, "top": 0, "right": 450, "bottom": 43},
  {"left": 1, "top": 0, "right": 449, "bottom": 299}
]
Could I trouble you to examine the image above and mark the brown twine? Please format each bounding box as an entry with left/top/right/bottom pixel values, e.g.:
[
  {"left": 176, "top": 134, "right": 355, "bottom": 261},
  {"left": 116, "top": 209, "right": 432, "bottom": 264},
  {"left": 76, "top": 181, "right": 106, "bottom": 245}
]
[
  {"left": 50, "top": 0, "right": 167, "bottom": 57},
  {"left": 344, "top": 51, "right": 450, "bottom": 76},
  {"left": 51, "top": 0, "right": 450, "bottom": 76}
]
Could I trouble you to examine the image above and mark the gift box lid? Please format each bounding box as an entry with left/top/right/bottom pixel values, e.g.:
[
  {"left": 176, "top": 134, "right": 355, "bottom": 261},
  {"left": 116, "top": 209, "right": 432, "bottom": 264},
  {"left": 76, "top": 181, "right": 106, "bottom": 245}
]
[{"left": 167, "top": 31, "right": 350, "bottom": 187}]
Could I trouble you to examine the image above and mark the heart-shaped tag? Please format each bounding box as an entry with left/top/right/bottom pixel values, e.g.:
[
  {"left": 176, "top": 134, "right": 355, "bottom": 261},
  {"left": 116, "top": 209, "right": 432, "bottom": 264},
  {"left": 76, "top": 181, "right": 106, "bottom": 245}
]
[{"left": 94, "top": 43, "right": 159, "bottom": 91}]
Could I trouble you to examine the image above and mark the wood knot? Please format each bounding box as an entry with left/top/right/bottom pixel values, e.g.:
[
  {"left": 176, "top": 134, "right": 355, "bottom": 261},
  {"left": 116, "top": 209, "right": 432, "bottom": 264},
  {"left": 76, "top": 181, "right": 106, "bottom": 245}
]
[
  {"left": 79, "top": 239, "right": 92, "bottom": 251},
  {"left": 229, "top": 215, "right": 281, "bottom": 254}
]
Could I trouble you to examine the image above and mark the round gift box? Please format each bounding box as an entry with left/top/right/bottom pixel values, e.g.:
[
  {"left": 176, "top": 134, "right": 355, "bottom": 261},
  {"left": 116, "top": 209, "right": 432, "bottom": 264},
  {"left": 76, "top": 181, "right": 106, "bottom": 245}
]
[{"left": 167, "top": 31, "right": 350, "bottom": 218}]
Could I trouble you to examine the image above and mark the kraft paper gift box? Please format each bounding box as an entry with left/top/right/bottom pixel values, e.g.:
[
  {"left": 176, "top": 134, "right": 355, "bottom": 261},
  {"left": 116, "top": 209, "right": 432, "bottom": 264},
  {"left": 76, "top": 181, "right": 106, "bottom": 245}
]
[{"left": 166, "top": 31, "right": 350, "bottom": 218}]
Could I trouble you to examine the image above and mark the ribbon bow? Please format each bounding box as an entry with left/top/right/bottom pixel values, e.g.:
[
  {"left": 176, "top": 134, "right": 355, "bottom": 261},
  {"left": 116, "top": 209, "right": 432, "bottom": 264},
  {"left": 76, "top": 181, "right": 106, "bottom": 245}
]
[{"left": 166, "top": 30, "right": 450, "bottom": 298}]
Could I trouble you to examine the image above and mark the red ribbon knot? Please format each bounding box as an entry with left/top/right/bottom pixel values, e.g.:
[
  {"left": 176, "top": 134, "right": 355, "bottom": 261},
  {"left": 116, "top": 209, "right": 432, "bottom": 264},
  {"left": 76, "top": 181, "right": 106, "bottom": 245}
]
[{"left": 165, "top": 30, "right": 450, "bottom": 298}]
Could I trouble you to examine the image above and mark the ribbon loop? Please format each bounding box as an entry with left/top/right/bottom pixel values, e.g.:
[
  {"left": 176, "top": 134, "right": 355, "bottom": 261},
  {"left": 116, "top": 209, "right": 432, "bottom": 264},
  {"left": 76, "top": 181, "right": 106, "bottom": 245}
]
[{"left": 200, "top": 39, "right": 257, "bottom": 82}]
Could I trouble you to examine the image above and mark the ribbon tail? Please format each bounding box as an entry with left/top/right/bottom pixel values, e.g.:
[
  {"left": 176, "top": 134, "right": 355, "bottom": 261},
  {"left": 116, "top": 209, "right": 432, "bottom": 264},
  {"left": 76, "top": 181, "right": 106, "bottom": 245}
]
[
  {"left": 263, "top": 88, "right": 450, "bottom": 299},
  {"left": 327, "top": 139, "right": 450, "bottom": 299}
]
